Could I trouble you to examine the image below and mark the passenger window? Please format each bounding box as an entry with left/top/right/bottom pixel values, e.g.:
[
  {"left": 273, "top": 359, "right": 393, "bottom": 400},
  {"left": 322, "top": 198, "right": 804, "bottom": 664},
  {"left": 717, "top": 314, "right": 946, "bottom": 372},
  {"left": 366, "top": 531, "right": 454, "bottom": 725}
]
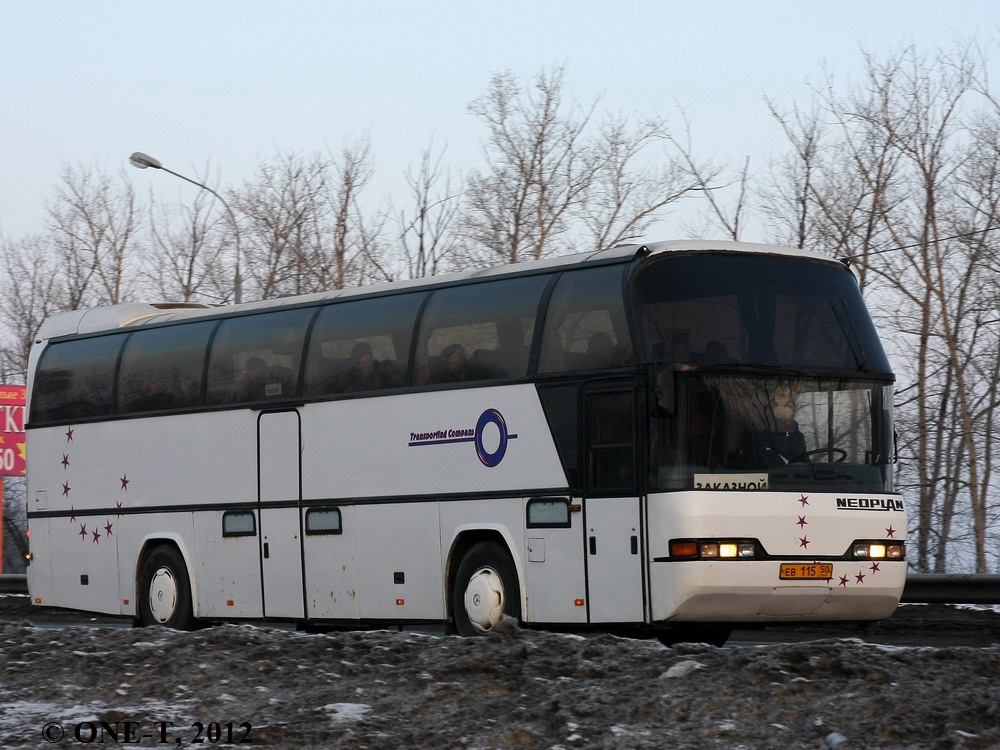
[
  {"left": 305, "top": 507, "right": 343, "bottom": 535},
  {"left": 222, "top": 510, "right": 256, "bottom": 537},
  {"left": 207, "top": 308, "right": 314, "bottom": 404},
  {"left": 303, "top": 294, "right": 424, "bottom": 396},
  {"left": 117, "top": 322, "right": 215, "bottom": 413},
  {"left": 31, "top": 335, "right": 122, "bottom": 423},
  {"left": 526, "top": 497, "right": 572, "bottom": 528},
  {"left": 415, "top": 276, "right": 547, "bottom": 385},
  {"left": 538, "top": 266, "right": 633, "bottom": 373}
]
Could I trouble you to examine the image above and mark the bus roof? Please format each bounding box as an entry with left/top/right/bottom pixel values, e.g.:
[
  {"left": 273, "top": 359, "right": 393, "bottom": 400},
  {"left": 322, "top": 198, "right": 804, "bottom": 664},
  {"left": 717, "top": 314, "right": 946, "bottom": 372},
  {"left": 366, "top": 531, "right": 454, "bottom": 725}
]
[{"left": 34, "top": 240, "right": 836, "bottom": 341}]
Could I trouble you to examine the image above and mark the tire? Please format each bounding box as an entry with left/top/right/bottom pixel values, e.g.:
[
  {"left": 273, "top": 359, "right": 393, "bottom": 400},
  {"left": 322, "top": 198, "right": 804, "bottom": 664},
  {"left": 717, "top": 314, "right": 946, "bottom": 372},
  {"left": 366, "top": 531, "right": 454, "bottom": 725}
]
[
  {"left": 138, "top": 545, "right": 197, "bottom": 630},
  {"left": 452, "top": 540, "right": 521, "bottom": 636}
]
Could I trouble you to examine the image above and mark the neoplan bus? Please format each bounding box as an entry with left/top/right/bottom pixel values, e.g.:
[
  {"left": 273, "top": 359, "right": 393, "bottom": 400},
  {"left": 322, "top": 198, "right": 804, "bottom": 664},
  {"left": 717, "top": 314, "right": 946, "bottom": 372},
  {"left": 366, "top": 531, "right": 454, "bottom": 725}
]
[{"left": 24, "top": 240, "right": 906, "bottom": 643}]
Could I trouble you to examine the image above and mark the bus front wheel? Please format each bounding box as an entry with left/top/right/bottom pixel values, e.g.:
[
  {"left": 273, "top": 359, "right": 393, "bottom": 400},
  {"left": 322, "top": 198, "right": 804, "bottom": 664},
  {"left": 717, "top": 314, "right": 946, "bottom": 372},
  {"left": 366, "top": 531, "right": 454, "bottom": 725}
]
[
  {"left": 138, "top": 545, "right": 197, "bottom": 630},
  {"left": 452, "top": 541, "right": 521, "bottom": 636}
]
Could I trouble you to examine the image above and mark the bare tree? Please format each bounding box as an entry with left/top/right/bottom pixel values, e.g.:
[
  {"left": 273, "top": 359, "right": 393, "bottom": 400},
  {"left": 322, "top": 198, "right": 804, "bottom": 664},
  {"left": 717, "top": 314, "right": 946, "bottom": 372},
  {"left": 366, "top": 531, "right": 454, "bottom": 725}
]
[
  {"left": 461, "top": 66, "right": 598, "bottom": 266},
  {"left": 766, "top": 41, "right": 1000, "bottom": 572},
  {"left": 232, "top": 151, "right": 329, "bottom": 299},
  {"left": 45, "top": 163, "right": 141, "bottom": 307},
  {"left": 396, "top": 142, "right": 462, "bottom": 278},
  {"left": 143, "top": 184, "right": 233, "bottom": 303},
  {"left": 0, "top": 235, "right": 64, "bottom": 379},
  {"left": 323, "top": 137, "right": 388, "bottom": 289},
  {"left": 579, "top": 113, "right": 710, "bottom": 248}
]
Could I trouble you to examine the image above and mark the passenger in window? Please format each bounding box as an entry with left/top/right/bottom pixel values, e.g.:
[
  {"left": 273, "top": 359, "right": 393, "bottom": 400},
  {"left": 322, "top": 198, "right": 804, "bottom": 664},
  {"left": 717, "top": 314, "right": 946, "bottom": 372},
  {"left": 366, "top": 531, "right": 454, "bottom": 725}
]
[
  {"left": 129, "top": 373, "right": 176, "bottom": 412},
  {"left": 586, "top": 332, "right": 615, "bottom": 367},
  {"left": 432, "top": 343, "right": 471, "bottom": 382},
  {"left": 752, "top": 386, "right": 807, "bottom": 466},
  {"left": 342, "top": 342, "right": 389, "bottom": 392},
  {"left": 240, "top": 357, "right": 267, "bottom": 401}
]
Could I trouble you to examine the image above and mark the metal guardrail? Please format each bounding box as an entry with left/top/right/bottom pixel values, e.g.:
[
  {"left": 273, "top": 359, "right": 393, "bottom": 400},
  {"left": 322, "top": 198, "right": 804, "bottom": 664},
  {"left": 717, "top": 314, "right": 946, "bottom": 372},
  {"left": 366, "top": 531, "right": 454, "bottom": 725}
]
[
  {"left": 900, "top": 574, "right": 1000, "bottom": 605},
  {"left": 0, "top": 574, "right": 27, "bottom": 594},
  {"left": 2, "top": 573, "right": 998, "bottom": 604}
]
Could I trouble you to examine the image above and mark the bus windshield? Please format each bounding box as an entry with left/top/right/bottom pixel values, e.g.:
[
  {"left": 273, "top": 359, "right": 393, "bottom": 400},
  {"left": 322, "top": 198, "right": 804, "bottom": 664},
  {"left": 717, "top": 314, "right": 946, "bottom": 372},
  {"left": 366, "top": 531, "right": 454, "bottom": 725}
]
[
  {"left": 650, "top": 371, "right": 894, "bottom": 492},
  {"left": 631, "top": 252, "right": 891, "bottom": 373},
  {"left": 632, "top": 252, "right": 895, "bottom": 493}
]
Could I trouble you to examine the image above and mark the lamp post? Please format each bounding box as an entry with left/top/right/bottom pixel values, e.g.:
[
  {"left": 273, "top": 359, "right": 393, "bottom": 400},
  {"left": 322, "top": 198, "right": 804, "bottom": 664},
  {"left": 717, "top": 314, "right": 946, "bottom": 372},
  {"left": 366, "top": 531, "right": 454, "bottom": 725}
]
[{"left": 129, "top": 151, "right": 243, "bottom": 304}]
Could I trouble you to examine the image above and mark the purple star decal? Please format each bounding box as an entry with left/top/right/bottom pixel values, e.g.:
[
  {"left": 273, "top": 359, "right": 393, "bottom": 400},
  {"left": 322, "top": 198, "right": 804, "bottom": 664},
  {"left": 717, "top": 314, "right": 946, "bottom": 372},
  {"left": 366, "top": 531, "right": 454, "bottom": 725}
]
[
  {"left": 91, "top": 528, "right": 101, "bottom": 544},
  {"left": 798, "top": 535, "right": 810, "bottom": 549},
  {"left": 838, "top": 575, "right": 850, "bottom": 588},
  {"left": 61, "top": 454, "right": 70, "bottom": 469},
  {"left": 66, "top": 427, "right": 74, "bottom": 442},
  {"left": 69, "top": 506, "right": 77, "bottom": 524},
  {"left": 854, "top": 570, "right": 866, "bottom": 584},
  {"left": 885, "top": 525, "right": 896, "bottom": 538},
  {"left": 120, "top": 474, "right": 130, "bottom": 491},
  {"left": 796, "top": 515, "right": 808, "bottom": 528},
  {"left": 62, "top": 482, "right": 71, "bottom": 497},
  {"left": 797, "top": 494, "right": 810, "bottom": 507},
  {"left": 104, "top": 520, "right": 114, "bottom": 537},
  {"left": 869, "top": 561, "right": 881, "bottom": 574},
  {"left": 78, "top": 523, "right": 88, "bottom": 540}
]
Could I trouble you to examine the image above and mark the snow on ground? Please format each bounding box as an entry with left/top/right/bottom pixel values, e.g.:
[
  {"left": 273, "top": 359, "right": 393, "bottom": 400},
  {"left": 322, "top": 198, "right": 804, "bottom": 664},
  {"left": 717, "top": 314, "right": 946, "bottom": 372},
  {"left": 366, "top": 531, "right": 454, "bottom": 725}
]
[{"left": 1, "top": 613, "right": 999, "bottom": 749}]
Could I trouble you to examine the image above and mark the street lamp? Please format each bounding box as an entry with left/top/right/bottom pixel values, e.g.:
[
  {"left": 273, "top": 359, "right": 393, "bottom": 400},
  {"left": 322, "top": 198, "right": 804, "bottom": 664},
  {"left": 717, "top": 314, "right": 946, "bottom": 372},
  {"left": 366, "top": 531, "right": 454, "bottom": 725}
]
[{"left": 129, "top": 151, "right": 243, "bottom": 304}]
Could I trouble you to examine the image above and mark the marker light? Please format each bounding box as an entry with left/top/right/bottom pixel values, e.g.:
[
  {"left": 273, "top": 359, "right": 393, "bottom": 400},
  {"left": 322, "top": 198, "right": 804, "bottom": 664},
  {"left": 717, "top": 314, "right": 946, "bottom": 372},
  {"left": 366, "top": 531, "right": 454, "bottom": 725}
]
[
  {"left": 670, "top": 540, "right": 757, "bottom": 559},
  {"left": 670, "top": 541, "right": 699, "bottom": 558}
]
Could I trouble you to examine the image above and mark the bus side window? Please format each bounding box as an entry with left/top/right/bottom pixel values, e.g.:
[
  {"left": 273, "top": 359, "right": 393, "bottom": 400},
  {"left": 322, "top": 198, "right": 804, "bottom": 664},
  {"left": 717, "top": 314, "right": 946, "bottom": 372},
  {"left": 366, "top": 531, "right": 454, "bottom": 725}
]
[
  {"left": 207, "top": 308, "right": 313, "bottom": 404},
  {"left": 116, "top": 322, "right": 214, "bottom": 414},
  {"left": 415, "top": 276, "right": 547, "bottom": 386},
  {"left": 538, "top": 266, "right": 633, "bottom": 374},
  {"left": 303, "top": 294, "right": 424, "bottom": 396},
  {"left": 31, "top": 336, "right": 121, "bottom": 424}
]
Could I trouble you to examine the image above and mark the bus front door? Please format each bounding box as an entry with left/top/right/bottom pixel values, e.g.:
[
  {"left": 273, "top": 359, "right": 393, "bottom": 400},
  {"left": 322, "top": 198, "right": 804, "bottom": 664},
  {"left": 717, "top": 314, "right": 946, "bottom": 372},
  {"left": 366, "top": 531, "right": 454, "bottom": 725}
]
[
  {"left": 257, "top": 409, "right": 305, "bottom": 619},
  {"left": 584, "top": 386, "right": 646, "bottom": 624}
]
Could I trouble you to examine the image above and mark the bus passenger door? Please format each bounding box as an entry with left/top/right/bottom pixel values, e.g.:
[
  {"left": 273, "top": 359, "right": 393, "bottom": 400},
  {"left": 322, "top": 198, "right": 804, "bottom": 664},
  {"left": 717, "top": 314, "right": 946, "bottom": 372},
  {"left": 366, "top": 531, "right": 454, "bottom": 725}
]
[
  {"left": 584, "top": 386, "right": 646, "bottom": 624},
  {"left": 258, "top": 409, "right": 305, "bottom": 618}
]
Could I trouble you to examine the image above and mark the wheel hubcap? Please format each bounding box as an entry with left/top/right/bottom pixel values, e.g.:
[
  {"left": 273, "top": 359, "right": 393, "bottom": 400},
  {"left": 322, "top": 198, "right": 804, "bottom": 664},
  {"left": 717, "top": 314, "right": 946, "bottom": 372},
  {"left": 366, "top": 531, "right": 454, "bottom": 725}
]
[
  {"left": 148, "top": 567, "right": 178, "bottom": 624},
  {"left": 463, "top": 566, "right": 504, "bottom": 633}
]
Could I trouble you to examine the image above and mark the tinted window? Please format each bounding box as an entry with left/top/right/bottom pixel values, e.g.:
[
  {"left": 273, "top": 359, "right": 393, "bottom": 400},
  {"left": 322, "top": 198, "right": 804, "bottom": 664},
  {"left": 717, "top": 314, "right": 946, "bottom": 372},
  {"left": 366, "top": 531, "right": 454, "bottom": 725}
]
[
  {"left": 207, "top": 308, "right": 314, "bottom": 404},
  {"left": 538, "top": 266, "right": 633, "bottom": 373},
  {"left": 416, "top": 276, "right": 547, "bottom": 385},
  {"left": 304, "top": 294, "right": 423, "bottom": 396},
  {"left": 587, "top": 390, "right": 635, "bottom": 492},
  {"left": 632, "top": 254, "right": 892, "bottom": 373},
  {"left": 31, "top": 335, "right": 122, "bottom": 423},
  {"left": 116, "top": 322, "right": 215, "bottom": 413}
]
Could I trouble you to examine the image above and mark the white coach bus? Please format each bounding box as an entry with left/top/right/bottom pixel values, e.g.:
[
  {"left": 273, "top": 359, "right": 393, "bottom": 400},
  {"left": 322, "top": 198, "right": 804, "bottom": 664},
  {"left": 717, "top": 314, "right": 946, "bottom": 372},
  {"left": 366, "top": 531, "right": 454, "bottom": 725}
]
[{"left": 25, "top": 240, "right": 906, "bottom": 643}]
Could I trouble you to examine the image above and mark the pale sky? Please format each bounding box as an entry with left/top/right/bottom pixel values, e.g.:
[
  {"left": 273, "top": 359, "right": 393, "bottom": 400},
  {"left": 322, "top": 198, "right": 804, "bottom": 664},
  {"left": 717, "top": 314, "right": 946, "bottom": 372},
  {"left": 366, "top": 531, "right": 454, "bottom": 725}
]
[{"left": 2, "top": 1, "right": 997, "bottom": 242}]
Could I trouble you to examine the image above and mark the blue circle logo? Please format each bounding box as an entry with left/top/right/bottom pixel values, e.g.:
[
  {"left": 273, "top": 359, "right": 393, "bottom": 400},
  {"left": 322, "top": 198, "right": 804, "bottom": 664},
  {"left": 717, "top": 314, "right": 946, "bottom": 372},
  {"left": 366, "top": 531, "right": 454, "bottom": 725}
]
[{"left": 475, "top": 409, "right": 509, "bottom": 467}]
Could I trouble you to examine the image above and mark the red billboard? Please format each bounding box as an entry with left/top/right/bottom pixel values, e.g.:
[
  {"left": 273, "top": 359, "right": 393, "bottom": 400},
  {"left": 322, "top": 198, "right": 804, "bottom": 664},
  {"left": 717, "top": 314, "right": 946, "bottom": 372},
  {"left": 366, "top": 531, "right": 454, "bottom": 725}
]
[{"left": 0, "top": 385, "right": 26, "bottom": 477}]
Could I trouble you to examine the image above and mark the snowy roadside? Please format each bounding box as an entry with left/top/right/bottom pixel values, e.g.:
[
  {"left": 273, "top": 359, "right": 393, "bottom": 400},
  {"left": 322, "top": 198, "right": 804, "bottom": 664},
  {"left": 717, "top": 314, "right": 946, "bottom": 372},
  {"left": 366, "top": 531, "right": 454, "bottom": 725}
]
[{"left": 2, "top": 605, "right": 999, "bottom": 749}]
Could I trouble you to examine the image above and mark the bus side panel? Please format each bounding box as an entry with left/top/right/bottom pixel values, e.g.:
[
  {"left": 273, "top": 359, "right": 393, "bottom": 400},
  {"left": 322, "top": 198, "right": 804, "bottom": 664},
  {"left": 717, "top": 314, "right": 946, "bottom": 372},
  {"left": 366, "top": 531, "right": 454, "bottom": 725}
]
[
  {"left": 521, "top": 497, "right": 588, "bottom": 625},
  {"left": 303, "top": 504, "right": 358, "bottom": 620},
  {"left": 25, "top": 516, "right": 53, "bottom": 605},
  {"left": 354, "top": 502, "right": 443, "bottom": 620},
  {"left": 190, "top": 509, "right": 263, "bottom": 619},
  {"left": 300, "top": 386, "right": 567, "bottom": 501}
]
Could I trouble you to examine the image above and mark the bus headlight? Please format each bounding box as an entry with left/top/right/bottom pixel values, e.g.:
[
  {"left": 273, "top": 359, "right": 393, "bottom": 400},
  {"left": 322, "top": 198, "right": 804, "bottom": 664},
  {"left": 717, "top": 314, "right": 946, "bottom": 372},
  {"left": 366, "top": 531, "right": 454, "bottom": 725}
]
[{"left": 852, "top": 541, "right": 905, "bottom": 559}]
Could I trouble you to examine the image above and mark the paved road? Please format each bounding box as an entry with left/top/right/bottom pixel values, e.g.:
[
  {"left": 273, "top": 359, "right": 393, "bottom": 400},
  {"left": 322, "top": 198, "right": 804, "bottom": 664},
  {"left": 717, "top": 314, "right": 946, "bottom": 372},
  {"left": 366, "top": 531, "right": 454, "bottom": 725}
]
[{"left": 2, "top": 592, "right": 997, "bottom": 647}]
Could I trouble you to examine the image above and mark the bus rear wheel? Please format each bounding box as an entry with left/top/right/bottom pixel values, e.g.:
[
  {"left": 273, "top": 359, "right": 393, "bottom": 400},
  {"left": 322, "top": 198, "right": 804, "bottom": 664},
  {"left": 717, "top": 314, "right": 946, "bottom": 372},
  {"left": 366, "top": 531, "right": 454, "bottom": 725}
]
[
  {"left": 452, "top": 541, "right": 521, "bottom": 636},
  {"left": 139, "top": 545, "right": 197, "bottom": 630}
]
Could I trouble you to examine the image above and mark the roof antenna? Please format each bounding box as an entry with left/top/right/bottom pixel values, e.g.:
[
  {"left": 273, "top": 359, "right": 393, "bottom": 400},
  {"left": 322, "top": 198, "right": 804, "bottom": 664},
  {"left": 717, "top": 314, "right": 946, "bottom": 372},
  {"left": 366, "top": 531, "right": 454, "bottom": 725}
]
[{"left": 837, "top": 256, "right": 852, "bottom": 267}]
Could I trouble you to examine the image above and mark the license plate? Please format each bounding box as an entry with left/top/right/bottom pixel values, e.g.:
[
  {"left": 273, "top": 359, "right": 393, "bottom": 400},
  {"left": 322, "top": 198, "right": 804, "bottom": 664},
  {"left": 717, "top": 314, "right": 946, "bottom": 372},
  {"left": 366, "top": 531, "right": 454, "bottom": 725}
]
[{"left": 779, "top": 563, "right": 833, "bottom": 580}]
